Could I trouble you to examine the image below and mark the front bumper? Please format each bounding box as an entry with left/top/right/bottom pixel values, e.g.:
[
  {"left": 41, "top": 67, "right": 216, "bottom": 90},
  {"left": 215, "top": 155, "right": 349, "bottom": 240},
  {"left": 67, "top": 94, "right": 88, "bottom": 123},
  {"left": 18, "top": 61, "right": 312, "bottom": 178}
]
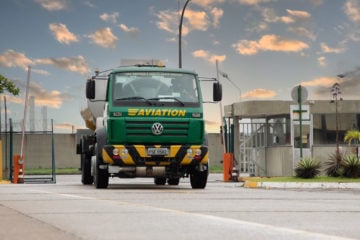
[{"left": 102, "top": 144, "right": 208, "bottom": 166}]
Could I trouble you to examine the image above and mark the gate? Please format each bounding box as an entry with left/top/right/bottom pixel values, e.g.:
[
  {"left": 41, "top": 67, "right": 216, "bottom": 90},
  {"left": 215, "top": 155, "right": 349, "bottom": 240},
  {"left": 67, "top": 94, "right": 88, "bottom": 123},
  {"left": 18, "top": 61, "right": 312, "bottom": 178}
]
[{"left": 8, "top": 119, "right": 56, "bottom": 183}]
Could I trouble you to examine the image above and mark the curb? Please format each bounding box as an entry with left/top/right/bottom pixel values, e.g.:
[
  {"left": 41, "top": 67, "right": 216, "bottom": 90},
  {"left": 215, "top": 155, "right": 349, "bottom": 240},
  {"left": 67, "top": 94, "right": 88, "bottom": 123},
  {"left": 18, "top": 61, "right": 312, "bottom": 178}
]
[
  {"left": 0, "top": 180, "right": 11, "bottom": 184},
  {"left": 243, "top": 180, "right": 360, "bottom": 189}
]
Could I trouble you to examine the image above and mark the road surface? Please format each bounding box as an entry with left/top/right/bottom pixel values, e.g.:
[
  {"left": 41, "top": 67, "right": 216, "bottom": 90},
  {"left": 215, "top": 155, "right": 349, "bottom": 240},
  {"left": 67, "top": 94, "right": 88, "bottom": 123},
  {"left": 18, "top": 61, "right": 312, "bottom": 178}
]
[{"left": 0, "top": 174, "right": 359, "bottom": 240}]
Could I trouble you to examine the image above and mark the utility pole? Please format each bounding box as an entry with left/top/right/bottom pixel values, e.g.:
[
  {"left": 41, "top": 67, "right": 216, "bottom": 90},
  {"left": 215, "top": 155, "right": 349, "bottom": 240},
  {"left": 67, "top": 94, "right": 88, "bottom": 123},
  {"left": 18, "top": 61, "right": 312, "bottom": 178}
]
[{"left": 178, "top": 0, "right": 191, "bottom": 68}]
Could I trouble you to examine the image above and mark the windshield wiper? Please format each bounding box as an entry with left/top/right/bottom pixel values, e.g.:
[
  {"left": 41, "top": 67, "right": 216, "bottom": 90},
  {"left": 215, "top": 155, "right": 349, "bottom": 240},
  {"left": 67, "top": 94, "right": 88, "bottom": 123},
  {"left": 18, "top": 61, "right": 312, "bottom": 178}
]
[
  {"left": 148, "top": 97, "right": 185, "bottom": 106},
  {"left": 116, "top": 96, "right": 152, "bottom": 105}
]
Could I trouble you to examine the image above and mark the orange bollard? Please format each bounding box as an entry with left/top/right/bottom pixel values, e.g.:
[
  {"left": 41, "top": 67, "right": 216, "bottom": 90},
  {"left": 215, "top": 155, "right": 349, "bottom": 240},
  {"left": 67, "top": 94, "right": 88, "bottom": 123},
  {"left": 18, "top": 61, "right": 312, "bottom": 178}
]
[
  {"left": 12, "top": 155, "right": 24, "bottom": 184},
  {"left": 12, "top": 155, "right": 19, "bottom": 183},
  {"left": 223, "top": 153, "right": 234, "bottom": 182}
]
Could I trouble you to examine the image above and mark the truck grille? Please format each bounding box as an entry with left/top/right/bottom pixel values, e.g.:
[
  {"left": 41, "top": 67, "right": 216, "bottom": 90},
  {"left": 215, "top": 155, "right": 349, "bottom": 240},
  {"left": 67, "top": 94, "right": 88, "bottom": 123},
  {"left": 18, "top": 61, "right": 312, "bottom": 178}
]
[{"left": 125, "top": 120, "right": 189, "bottom": 137}]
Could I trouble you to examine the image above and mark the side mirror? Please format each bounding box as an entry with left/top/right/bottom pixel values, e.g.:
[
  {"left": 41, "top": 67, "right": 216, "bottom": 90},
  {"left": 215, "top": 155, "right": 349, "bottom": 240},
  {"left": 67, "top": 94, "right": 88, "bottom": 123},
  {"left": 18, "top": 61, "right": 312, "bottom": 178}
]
[
  {"left": 86, "top": 80, "right": 95, "bottom": 99},
  {"left": 213, "top": 82, "right": 222, "bottom": 102}
]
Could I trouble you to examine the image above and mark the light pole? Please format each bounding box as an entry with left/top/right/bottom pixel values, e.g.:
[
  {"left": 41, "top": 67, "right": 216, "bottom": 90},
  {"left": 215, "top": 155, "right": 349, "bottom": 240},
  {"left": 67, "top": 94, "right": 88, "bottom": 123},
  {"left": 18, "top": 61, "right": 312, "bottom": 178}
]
[
  {"left": 179, "top": 0, "right": 191, "bottom": 68},
  {"left": 330, "top": 81, "right": 343, "bottom": 155}
]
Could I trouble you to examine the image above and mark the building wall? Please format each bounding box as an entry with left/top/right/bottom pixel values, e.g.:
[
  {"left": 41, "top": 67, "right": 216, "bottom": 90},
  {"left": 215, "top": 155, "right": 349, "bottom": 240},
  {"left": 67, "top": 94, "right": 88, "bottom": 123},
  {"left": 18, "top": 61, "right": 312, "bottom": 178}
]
[
  {"left": 208, "top": 133, "right": 223, "bottom": 167},
  {"left": 1, "top": 133, "right": 224, "bottom": 176},
  {"left": 1, "top": 133, "right": 79, "bottom": 171},
  {"left": 312, "top": 145, "right": 354, "bottom": 172},
  {"left": 4, "top": 132, "right": 352, "bottom": 177},
  {"left": 253, "top": 145, "right": 355, "bottom": 177},
  {"left": 265, "top": 146, "right": 293, "bottom": 177}
]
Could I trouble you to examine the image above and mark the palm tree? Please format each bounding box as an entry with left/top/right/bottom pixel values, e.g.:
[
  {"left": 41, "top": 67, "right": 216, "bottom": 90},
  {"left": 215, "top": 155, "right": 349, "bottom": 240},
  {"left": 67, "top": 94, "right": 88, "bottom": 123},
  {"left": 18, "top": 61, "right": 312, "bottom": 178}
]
[{"left": 344, "top": 129, "right": 360, "bottom": 159}]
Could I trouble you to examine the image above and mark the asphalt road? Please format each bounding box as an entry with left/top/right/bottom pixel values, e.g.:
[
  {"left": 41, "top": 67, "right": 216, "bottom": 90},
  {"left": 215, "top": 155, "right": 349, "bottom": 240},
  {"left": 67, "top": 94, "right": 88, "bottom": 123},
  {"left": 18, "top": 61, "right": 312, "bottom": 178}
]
[{"left": 0, "top": 174, "right": 360, "bottom": 240}]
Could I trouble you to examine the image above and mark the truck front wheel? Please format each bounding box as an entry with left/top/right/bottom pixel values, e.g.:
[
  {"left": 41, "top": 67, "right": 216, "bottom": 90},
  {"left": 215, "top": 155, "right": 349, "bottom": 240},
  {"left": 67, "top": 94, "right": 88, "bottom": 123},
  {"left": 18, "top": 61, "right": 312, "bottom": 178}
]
[
  {"left": 94, "top": 144, "right": 109, "bottom": 189},
  {"left": 190, "top": 166, "right": 208, "bottom": 189},
  {"left": 81, "top": 153, "right": 93, "bottom": 185}
]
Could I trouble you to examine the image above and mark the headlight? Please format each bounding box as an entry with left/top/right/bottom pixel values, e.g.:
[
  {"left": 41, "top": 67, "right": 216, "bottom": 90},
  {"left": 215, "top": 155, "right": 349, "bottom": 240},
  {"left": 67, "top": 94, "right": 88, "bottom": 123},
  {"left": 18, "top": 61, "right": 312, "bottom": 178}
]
[{"left": 113, "top": 148, "right": 119, "bottom": 156}]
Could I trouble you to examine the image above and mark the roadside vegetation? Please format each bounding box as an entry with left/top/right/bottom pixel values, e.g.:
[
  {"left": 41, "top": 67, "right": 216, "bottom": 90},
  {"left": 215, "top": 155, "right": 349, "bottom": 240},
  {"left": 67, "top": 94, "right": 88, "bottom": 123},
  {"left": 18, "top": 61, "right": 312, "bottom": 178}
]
[
  {"left": 244, "top": 176, "right": 360, "bottom": 183},
  {"left": 25, "top": 168, "right": 80, "bottom": 175},
  {"left": 295, "top": 157, "right": 321, "bottom": 178}
]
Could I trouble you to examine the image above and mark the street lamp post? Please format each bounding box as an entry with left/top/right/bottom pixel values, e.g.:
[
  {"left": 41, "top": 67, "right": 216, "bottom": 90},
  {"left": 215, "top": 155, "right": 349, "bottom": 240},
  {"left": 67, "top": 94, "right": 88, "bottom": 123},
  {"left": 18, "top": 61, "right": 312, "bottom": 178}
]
[
  {"left": 179, "top": 0, "right": 191, "bottom": 68},
  {"left": 331, "top": 82, "right": 343, "bottom": 155}
]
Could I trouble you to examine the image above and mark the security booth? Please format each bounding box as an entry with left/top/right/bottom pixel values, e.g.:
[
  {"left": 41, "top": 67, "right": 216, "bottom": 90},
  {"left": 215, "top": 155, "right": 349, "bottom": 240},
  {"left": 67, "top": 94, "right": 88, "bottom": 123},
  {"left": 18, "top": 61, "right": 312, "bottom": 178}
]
[{"left": 224, "top": 100, "right": 360, "bottom": 177}]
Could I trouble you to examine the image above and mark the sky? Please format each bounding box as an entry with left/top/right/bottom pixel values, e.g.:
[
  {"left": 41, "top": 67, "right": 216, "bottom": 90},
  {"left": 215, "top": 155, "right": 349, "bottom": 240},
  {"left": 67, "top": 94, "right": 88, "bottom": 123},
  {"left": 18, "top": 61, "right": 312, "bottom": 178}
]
[{"left": 1, "top": 0, "right": 360, "bottom": 133}]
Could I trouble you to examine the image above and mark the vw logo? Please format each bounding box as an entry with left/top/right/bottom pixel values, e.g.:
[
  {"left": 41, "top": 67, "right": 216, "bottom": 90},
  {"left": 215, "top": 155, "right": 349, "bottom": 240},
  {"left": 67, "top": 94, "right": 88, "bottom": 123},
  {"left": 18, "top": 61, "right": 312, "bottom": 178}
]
[{"left": 152, "top": 122, "right": 164, "bottom": 135}]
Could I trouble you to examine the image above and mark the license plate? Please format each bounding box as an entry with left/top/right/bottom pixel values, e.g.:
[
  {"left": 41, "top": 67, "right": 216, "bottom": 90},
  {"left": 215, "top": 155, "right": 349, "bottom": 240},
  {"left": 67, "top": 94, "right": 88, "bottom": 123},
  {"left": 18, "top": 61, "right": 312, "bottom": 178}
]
[{"left": 147, "top": 148, "right": 169, "bottom": 156}]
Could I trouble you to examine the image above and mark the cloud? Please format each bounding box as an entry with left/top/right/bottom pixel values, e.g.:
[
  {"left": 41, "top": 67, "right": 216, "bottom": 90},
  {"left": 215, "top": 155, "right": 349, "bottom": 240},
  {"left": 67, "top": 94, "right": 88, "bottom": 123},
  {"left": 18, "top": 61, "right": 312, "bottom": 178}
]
[
  {"left": 155, "top": 10, "right": 178, "bottom": 34},
  {"left": 119, "top": 24, "right": 139, "bottom": 37},
  {"left": 344, "top": 0, "right": 360, "bottom": 22},
  {"left": 261, "top": 8, "right": 315, "bottom": 40},
  {"left": 34, "top": 0, "right": 68, "bottom": 11},
  {"left": 241, "top": 88, "right": 276, "bottom": 99},
  {"left": 32, "top": 68, "right": 50, "bottom": 76},
  {"left": 35, "top": 56, "right": 90, "bottom": 75},
  {"left": 192, "top": 0, "right": 225, "bottom": 8},
  {"left": 317, "top": 56, "right": 326, "bottom": 67},
  {"left": 10, "top": 80, "right": 72, "bottom": 108},
  {"left": 280, "top": 16, "right": 295, "bottom": 24},
  {"left": 262, "top": 8, "right": 311, "bottom": 24},
  {"left": 4, "top": 94, "right": 22, "bottom": 105},
  {"left": 211, "top": 7, "right": 223, "bottom": 28},
  {"left": 288, "top": 26, "right": 316, "bottom": 41},
  {"left": 0, "top": 49, "right": 33, "bottom": 69},
  {"left": 303, "top": 73, "right": 360, "bottom": 99},
  {"left": 239, "top": 0, "right": 273, "bottom": 6},
  {"left": 311, "top": 0, "right": 323, "bottom": 6},
  {"left": 184, "top": 9, "right": 209, "bottom": 32},
  {"left": 301, "top": 76, "right": 337, "bottom": 88},
  {"left": 155, "top": 8, "right": 211, "bottom": 36},
  {"left": 192, "top": 50, "right": 226, "bottom": 64},
  {"left": 320, "top": 42, "right": 346, "bottom": 54},
  {"left": 100, "top": 12, "right": 119, "bottom": 24},
  {"left": 88, "top": 28, "right": 118, "bottom": 48},
  {"left": 49, "top": 23, "right": 78, "bottom": 44},
  {"left": 262, "top": 8, "right": 279, "bottom": 23},
  {"left": 232, "top": 34, "right": 309, "bottom": 55},
  {"left": 0, "top": 50, "right": 89, "bottom": 75},
  {"left": 286, "top": 9, "right": 311, "bottom": 19}
]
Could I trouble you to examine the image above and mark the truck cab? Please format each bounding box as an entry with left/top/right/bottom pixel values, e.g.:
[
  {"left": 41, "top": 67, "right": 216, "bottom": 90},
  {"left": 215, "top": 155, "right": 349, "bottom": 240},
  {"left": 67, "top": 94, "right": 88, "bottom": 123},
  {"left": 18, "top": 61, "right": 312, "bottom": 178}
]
[{"left": 78, "top": 65, "right": 222, "bottom": 189}]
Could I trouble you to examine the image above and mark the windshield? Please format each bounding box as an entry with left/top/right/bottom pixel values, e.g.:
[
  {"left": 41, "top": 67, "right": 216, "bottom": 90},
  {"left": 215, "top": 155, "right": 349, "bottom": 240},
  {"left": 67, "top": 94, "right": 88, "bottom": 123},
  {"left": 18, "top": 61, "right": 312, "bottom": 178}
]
[{"left": 112, "top": 71, "right": 199, "bottom": 106}]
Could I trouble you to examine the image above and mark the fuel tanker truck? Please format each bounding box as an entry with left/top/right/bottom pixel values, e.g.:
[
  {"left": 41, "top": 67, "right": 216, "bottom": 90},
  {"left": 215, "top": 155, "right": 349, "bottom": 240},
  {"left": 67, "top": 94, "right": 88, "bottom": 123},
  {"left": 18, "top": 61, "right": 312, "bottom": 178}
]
[{"left": 76, "top": 62, "right": 222, "bottom": 189}]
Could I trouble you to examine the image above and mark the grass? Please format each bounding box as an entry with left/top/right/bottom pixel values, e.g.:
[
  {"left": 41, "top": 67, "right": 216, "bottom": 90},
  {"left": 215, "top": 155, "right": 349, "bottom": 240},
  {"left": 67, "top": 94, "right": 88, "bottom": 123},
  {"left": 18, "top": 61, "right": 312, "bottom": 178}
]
[
  {"left": 25, "top": 168, "right": 80, "bottom": 175},
  {"left": 245, "top": 176, "right": 360, "bottom": 183},
  {"left": 209, "top": 165, "right": 223, "bottom": 173}
]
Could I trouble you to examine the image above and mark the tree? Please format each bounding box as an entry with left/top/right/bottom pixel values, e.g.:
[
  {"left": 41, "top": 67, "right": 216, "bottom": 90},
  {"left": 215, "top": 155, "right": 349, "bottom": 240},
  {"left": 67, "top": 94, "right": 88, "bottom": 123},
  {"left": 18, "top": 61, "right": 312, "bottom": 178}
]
[
  {"left": 0, "top": 74, "right": 20, "bottom": 96},
  {"left": 344, "top": 129, "right": 360, "bottom": 158}
]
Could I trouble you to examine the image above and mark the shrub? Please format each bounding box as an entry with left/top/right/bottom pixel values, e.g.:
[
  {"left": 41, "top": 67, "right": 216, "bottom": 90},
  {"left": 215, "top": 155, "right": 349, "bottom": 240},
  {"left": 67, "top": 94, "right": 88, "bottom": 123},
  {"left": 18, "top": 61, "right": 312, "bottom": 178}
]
[
  {"left": 295, "top": 157, "right": 321, "bottom": 178},
  {"left": 342, "top": 154, "right": 360, "bottom": 178},
  {"left": 325, "top": 151, "right": 343, "bottom": 177}
]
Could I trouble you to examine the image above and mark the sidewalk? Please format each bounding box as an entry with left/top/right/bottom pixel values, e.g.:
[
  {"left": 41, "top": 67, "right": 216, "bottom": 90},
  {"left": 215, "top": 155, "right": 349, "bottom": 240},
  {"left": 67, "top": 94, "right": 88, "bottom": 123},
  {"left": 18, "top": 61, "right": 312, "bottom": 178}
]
[
  {"left": 243, "top": 180, "right": 360, "bottom": 189},
  {"left": 0, "top": 180, "right": 11, "bottom": 184},
  {"left": 213, "top": 174, "right": 360, "bottom": 189}
]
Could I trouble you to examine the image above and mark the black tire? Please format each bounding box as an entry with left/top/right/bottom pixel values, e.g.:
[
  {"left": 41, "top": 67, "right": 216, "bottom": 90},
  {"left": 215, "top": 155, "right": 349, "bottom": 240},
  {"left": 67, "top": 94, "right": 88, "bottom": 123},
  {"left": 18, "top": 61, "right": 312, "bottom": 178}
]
[
  {"left": 81, "top": 153, "right": 93, "bottom": 185},
  {"left": 154, "top": 177, "right": 166, "bottom": 185},
  {"left": 94, "top": 143, "right": 109, "bottom": 189},
  {"left": 167, "top": 178, "right": 180, "bottom": 185},
  {"left": 190, "top": 169, "right": 208, "bottom": 189}
]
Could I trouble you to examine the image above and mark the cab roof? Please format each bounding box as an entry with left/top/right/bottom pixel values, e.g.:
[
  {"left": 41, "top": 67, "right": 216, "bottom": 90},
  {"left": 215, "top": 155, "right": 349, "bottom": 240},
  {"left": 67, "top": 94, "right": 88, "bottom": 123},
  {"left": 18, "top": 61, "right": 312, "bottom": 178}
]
[{"left": 110, "top": 65, "right": 197, "bottom": 75}]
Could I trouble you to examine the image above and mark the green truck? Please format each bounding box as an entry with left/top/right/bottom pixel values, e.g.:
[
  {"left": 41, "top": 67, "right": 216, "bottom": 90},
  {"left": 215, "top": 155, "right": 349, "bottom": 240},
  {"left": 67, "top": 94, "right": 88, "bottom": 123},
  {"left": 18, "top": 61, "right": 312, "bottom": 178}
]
[{"left": 77, "top": 64, "right": 222, "bottom": 189}]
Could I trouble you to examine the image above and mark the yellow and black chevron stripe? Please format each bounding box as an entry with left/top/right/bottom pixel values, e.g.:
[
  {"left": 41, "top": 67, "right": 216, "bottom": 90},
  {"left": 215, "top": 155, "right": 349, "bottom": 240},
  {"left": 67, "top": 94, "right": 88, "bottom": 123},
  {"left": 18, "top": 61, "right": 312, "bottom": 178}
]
[{"left": 102, "top": 145, "right": 208, "bottom": 166}]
